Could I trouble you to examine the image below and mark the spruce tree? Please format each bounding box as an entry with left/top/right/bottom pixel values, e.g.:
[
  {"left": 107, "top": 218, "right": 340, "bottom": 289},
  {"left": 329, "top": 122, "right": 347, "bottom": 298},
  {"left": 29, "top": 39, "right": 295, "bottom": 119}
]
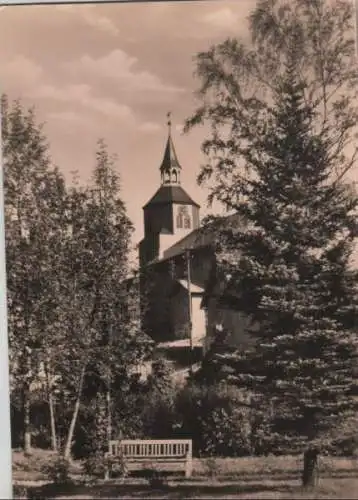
[
  {"left": 200, "top": 64, "right": 358, "bottom": 484},
  {"left": 186, "top": 0, "right": 358, "bottom": 486}
]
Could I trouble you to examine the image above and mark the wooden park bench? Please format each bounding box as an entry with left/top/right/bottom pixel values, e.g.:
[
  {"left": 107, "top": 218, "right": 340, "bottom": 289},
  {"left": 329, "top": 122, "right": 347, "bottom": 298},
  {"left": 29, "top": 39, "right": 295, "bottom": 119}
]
[{"left": 105, "top": 439, "right": 193, "bottom": 478}]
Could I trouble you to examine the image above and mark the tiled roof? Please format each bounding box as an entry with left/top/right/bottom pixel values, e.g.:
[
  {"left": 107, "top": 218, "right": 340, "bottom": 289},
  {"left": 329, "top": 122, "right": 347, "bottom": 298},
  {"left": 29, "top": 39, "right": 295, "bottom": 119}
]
[
  {"left": 162, "top": 212, "right": 246, "bottom": 260},
  {"left": 143, "top": 185, "right": 200, "bottom": 208},
  {"left": 177, "top": 279, "right": 204, "bottom": 294}
]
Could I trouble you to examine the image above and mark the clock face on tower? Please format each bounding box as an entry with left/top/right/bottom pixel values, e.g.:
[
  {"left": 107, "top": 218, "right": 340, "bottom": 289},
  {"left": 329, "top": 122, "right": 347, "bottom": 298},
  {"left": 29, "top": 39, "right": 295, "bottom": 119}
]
[{"left": 176, "top": 205, "right": 191, "bottom": 229}]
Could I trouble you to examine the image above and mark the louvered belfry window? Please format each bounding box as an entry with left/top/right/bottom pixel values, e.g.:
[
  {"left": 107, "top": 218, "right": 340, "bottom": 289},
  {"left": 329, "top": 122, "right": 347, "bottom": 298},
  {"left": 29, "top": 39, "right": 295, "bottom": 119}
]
[{"left": 177, "top": 205, "right": 191, "bottom": 229}]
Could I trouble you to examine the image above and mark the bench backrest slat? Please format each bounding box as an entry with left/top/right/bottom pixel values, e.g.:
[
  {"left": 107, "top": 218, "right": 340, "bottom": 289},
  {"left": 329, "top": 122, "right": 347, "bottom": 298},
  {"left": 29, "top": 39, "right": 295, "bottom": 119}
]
[{"left": 108, "top": 439, "right": 192, "bottom": 458}]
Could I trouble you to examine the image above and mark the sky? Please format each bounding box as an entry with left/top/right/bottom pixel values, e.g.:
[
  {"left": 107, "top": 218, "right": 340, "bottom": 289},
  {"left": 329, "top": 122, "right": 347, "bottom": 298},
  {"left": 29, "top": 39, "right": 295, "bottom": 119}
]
[{"left": 0, "top": 0, "right": 255, "bottom": 251}]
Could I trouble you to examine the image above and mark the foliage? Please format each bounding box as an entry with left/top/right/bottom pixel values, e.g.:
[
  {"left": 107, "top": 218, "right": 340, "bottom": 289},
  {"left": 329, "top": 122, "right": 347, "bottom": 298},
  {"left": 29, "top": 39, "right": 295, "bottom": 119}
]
[
  {"left": 185, "top": 0, "right": 358, "bottom": 459},
  {"left": 42, "top": 456, "right": 71, "bottom": 484},
  {"left": 2, "top": 94, "right": 68, "bottom": 453},
  {"left": 174, "top": 382, "right": 252, "bottom": 457},
  {"left": 3, "top": 97, "right": 152, "bottom": 458},
  {"left": 110, "top": 357, "right": 176, "bottom": 441},
  {"left": 193, "top": 326, "right": 238, "bottom": 386},
  {"left": 12, "top": 485, "right": 28, "bottom": 499},
  {"left": 143, "top": 468, "right": 168, "bottom": 488},
  {"left": 203, "top": 456, "right": 220, "bottom": 478},
  {"left": 82, "top": 452, "right": 127, "bottom": 479},
  {"left": 147, "top": 357, "right": 175, "bottom": 398},
  {"left": 58, "top": 139, "right": 152, "bottom": 458}
]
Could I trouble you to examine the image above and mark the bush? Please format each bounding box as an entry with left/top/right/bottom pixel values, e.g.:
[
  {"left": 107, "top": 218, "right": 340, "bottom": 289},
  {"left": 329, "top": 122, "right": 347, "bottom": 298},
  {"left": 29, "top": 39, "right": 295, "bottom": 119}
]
[
  {"left": 203, "top": 456, "right": 220, "bottom": 478},
  {"left": 142, "top": 468, "right": 168, "bottom": 488},
  {"left": 42, "top": 456, "right": 71, "bottom": 484},
  {"left": 12, "top": 485, "right": 28, "bottom": 499},
  {"left": 82, "top": 452, "right": 127, "bottom": 479},
  {"left": 174, "top": 382, "right": 252, "bottom": 457},
  {"left": 141, "top": 393, "right": 176, "bottom": 438},
  {"left": 82, "top": 453, "right": 108, "bottom": 478}
]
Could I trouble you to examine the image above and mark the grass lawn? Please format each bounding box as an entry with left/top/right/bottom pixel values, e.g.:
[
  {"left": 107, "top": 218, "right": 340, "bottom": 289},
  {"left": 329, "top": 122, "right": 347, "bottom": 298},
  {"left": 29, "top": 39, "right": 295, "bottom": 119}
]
[{"left": 12, "top": 449, "right": 358, "bottom": 499}]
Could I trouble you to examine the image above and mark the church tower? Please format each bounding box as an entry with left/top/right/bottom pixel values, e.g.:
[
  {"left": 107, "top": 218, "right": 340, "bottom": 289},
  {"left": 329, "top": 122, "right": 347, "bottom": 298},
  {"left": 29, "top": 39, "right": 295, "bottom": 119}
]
[{"left": 139, "top": 114, "right": 200, "bottom": 267}]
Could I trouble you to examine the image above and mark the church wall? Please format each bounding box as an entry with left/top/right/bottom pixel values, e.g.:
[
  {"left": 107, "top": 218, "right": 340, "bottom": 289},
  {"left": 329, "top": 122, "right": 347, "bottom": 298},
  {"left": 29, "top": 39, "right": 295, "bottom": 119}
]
[
  {"left": 192, "top": 295, "right": 206, "bottom": 344},
  {"left": 141, "top": 263, "right": 175, "bottom": 342},
  {"left": 171, "top": 287, "right": 190, "bottom": 340},
  {"left": 171, "top": 288, "right": 205, "bottom": 344},
  {"left": 142, "top": 204, "right": 202, "bottom": 263},
  {"left": 159, "top": 233, "right": 184, "bottom": 258},
  {"left": 139, "top": 233, "right": 160, "bottom": 267},
  {"left": 192, "top": 205, "right": 200, "bottom": 229},
  {"left": 164, "top": 247, "right": 213, "bottom": 290},
  {"left": 144, "top": 205, "right": 174, "bottom": 235}
]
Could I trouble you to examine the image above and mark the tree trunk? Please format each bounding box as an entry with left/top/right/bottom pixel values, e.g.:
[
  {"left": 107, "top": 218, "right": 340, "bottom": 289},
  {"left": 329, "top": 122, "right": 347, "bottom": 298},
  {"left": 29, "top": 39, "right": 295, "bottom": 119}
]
[
  {"left": 23, "top": 390, "right": 31, "bottom": 455},
  {"left": 63, "top": 363, "right": 86, "bottom": 460},
  {"left": 302, "top": 447, "right": 319, "bottom": 488},
  {"left": 48, "top": 389, "right": 57, "bottom": 452},
  {"left": 45, "top": 361, "right": 57, "bottom": 451},
  {"left": 106, "top": 384, "right": 111, "bottom": 446},
  {"left": 23, "top": 350, "right": 32, "bottom": 455}
]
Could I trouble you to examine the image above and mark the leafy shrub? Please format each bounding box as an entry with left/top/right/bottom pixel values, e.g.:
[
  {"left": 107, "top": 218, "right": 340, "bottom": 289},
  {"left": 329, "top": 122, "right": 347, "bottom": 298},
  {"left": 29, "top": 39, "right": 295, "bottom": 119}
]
[
  {"left": 83, "top": 452, "right": 127, "bottom": 479},
  {"left": 174, "top": 382, "right": 252, "bottom": 457},
  {"left": 42, "top": 456, "right": 71, "bottom": 484},
  {"left": 12, "top": 485, "right": 28, "bottom": 499},
  {"left": 83, "top": 453, "right": 107, "bottom": 478},
  {"left": 142, "top": 468, "right": 168, "bottom": 488},
  {"left": 141, "top": 393, "right": 176, "bottom": 438},
  {"left": 204, "top": 456, "right": 220, "bottom": 478}
]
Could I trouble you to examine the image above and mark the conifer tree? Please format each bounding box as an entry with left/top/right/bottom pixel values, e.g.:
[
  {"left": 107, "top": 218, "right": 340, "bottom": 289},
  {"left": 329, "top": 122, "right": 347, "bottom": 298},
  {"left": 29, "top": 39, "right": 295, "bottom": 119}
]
[
  {"left": 186, "top": 0, "right": 358, "bottom": 486},
  {"left": 223, "top": 65, "right": 357, "bottom": 479}
]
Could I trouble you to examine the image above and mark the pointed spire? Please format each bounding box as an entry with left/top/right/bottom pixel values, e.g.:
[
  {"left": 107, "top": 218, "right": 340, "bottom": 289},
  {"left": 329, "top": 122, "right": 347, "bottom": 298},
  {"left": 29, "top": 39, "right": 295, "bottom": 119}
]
[{"left": 160, "top": 112, "right": 182, "bottom": 185}]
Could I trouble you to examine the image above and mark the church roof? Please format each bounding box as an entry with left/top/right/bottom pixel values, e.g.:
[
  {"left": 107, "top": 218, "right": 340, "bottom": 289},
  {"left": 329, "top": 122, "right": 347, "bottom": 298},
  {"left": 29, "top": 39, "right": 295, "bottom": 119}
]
[
  {"left": 177, "top": 279, "right": 204, "bottom": 294},
  {"left": 143, "top": 185, "right": 200, "bottom": 209},
  {"left": 159, "top": 134, "right": 182, "bottom": 173},
  {"left": 162, "top": 212, "right": 246, "bottom": 260},
  {"left": 157, "top": 339, "right": 203, "bottom": 349}
]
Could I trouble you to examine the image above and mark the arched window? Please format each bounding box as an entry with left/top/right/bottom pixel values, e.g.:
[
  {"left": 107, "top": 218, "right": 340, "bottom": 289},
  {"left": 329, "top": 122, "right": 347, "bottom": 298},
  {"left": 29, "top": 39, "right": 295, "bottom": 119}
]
[
  {"left": 176, "top": 212, "right": 183, "bottom": 228},
  {"left": 172, "top": 170, "right": 177, "bottom": 183},
  {"left": 177, "top": 206, "right": 191, "bottom": 229}
]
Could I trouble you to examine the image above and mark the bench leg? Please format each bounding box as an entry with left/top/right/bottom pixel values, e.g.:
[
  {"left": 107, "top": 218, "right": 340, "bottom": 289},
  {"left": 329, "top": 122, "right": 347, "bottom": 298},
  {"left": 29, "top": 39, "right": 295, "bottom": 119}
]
[
  {"left": 185, "top": 457, "right": 193, "bottom": 478},
  {"left": 104, "top": 459, "right": 111, "bottom": 480}
]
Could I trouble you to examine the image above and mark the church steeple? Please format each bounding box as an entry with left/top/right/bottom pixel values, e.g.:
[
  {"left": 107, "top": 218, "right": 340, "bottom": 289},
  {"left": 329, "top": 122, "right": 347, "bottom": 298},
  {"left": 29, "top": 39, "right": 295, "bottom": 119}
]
[
  {"left": 160, "top": 112, "right": 182, "bottom": 185},
  {"left": 139, "top": 113, "right": 201, "bottom": 266}
]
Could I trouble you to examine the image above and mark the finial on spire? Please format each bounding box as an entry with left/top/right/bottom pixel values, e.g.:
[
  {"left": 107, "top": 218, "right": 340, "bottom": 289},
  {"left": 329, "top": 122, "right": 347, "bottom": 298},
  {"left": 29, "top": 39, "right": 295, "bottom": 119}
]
[
  {"left": 167, "top": 111, "right": 172, "bottom": 134},
  {"left": 160, "top": 112, "right": 182, "bottom": 185}
]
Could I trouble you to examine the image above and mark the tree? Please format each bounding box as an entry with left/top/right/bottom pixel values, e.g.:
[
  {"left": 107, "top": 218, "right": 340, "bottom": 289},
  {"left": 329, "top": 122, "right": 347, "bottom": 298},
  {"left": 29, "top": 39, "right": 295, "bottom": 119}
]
[
  {"left": 3, "top": 100, "right": 152, "bottom": 456},
  {"left": 2, "top": 95, "right": 67, "bottom": 454},
  {"left": 185, "top": 0, "right": 358, "bottom": 487},
  {"left": 58, "top": 140, "right": 151, "bottom": 459}
]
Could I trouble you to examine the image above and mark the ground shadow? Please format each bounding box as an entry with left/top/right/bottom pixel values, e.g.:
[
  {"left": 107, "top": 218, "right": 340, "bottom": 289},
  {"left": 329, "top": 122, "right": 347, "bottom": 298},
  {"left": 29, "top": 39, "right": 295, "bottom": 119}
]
[
  {"left": 26, "top": 480, "right": 299, "bottom": 499},
  {"left": 22, "top": 469, "right": 358, "bottom": 499}
]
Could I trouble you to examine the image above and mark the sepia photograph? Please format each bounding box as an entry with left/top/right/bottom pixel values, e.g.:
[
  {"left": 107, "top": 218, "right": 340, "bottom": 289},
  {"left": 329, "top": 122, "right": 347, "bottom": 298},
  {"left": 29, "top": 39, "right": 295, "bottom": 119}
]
[{"left": 1, "top": 0, "right": 358, "bottom": 498}]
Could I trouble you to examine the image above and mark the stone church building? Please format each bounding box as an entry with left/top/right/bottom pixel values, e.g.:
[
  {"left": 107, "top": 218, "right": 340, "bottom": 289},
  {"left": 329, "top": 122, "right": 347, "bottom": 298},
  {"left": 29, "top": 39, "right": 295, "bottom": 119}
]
[{"left": 138, "top": 120, "right": 253, "bottom": 376}]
